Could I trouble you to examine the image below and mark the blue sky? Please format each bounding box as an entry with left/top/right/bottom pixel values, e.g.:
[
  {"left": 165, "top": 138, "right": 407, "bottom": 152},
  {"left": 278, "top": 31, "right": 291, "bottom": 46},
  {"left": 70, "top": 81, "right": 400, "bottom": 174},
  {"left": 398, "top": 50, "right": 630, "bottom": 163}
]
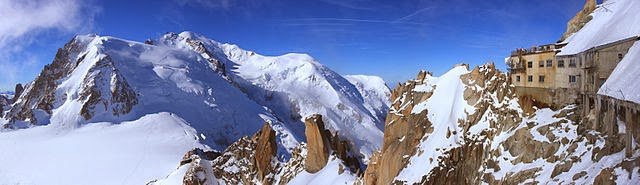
[{"left": 0, "top": 0, "right": 587, "bottom": 91}]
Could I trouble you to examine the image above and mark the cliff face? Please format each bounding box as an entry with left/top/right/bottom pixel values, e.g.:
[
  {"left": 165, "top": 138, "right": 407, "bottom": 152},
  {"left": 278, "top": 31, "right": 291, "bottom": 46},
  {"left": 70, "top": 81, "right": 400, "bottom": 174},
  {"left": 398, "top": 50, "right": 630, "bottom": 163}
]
[
  {"left": 5, "top": 38, "right": 88, "bottom": 124},
  {"left": 559, "top": 0, "right": 597, "bottom": 42},
  {"left": 363, "top": 63, "right": 639, "bottom": 184}
]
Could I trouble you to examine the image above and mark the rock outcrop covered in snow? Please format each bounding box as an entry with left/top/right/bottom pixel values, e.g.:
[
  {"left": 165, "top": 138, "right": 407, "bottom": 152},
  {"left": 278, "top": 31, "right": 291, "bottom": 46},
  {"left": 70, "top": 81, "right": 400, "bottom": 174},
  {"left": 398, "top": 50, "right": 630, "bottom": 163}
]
[
  {"left": 0, "top": 95, "right": 9, "bottom": 118},
  {"left": 153, "top": 114, "right": 364, "bottom": 185},
  {"left": 361, "top": 63, "right": 639, "bottom": 184},
  {"left": 559, "top": 0, "right": 597, "bottom": 42}
]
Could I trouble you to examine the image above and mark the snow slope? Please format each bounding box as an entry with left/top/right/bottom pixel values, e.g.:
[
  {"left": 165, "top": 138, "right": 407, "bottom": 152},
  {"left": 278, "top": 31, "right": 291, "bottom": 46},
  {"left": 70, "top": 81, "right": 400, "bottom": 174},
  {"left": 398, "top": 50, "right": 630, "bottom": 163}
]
[
  {"left": 0, "top": 31, "right": 390, "bottom": 184},
  {"left": 345, "top": 75, "right": 391, "bottom": 124},
  {"left": 396, "top": 66, "right": 475, "bottom": 183},
  {"left": 287, "top": 157, "right": 358, "bottom": 185},
  {"left": 0, "top": 112, "right": 205, "bottom": 185},
  {"left": 159, "top": 32, "right": 387, "bottom": 159},
  {"left": 598, "top": 40, "right": 640, "bottom": 103},
  {"left": 558, "top": 0, "right": 640, "bottom": 55},
  {"left": 21, "top": 34, "right": 294, "bottom": 151}
]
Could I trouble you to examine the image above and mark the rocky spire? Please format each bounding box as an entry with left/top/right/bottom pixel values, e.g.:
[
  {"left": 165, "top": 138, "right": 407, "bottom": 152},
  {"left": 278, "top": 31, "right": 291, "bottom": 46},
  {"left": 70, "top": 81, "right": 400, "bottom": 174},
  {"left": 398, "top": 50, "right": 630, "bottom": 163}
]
[
  {"left": 253, "top": 123, "right": 277, "bottom": 183},
  {"left": 303, "top": 114, "right": 330, "bottom": 173},
  {"left": 12, "top": 83, "right": 23, "bottom": 103}
]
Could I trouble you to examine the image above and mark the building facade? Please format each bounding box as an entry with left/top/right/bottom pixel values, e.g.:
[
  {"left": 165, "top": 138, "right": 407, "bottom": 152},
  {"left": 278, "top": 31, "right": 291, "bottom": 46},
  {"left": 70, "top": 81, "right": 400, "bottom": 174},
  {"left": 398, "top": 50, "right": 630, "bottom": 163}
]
[
  {"left": 506, "top": 44, "right": 581, "bottom": 107},
  {"left": 508, "top": 36, "right": 639, "bottom": 157}
]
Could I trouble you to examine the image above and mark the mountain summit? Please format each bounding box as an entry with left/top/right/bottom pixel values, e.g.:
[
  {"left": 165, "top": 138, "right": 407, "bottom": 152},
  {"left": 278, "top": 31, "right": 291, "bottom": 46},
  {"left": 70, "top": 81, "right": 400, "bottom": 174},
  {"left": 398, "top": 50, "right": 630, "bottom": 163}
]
[{"left": 0, "top": 31, "right": 390, "bottom": 184}]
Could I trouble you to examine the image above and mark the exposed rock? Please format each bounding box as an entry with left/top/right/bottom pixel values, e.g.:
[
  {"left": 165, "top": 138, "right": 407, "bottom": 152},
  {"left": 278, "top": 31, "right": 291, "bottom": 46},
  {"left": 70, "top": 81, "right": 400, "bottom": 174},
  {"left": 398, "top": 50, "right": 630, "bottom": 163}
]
[
  {"left": 253, "top": 123, "right": 277, "bottom": 182},
  {"left": 5, "top": 37, "right": 87, "bottom": 123},
  {"left": 179, "top": 123, "right": 281, "bottom": 185},
  {"left": 304, "top": 114, "right": 330, "bottom": 173},
  {"left": 559, "top": 0, "right": 597, "bottom": 42},
  {"left": 79, "top": 55, "right": 138, "bottom": 120},
  {"left": 183, "top": 37, "right": 226, "bottom": 77},
  {"left": 12, "top": 83, "right": 23, "bottom": 102},
  {"left": 180, "top": 148, "right": 221, "bottom": 166},
  {"left": 181, "top": 148, "right": 221, "bottom": 185},
  {"left": 0, "top": 95, "right": 9, "bottom": 118},
  {"left": 274, "top": 145, "right": 308, "bottom": 185},
  {"left": 593, "top": 168, "right": 617, "bottom": 185}
]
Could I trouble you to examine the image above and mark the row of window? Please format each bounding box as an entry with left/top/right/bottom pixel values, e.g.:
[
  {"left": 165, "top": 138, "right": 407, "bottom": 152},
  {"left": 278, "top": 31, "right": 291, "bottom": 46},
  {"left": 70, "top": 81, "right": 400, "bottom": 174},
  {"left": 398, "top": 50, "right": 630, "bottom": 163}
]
[
  {"left": 526, "top": 59, "right": 576, "bottom": 68},
  {"left": 515, "top": 75, "right": 578, "bottom": 83}
]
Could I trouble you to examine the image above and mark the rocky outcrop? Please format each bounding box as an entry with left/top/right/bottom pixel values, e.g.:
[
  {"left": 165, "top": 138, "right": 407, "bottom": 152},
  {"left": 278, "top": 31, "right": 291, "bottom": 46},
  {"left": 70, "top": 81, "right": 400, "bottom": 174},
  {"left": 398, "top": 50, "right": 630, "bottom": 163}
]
[
  {"left": 175, "top": 123, "right": 279, "bottom": 185},
  {"left": 78, "top": 55, "right": 138, "bottom": 120},
  {"left": 181, "top": 148, "right": 221, "bottom": 185},
  {"left": 5, "top": 37, "right": 87, "bottom": 124},
  {"left": 0, "top": 95, "right": 9, "bottom": 118},
  {"left": 182, "top": 35, "right": 226, "bottom": 77},
  {"left": 12, "top": 83, "right": 23, "bottom": 103},
  {"left": 364, "top": 70, "right": 434, "bottom": 185},
  {"left": 254, "top": 123, "right": 277, "bottom": 182},
  {"left": 304, "top": 114, "right": 330, "bottom": 173},
  {"left": 303, "top": 114, "right": 361, "bottom": 174},
  {"left": 559, "top": 0, "right": 597, "bottom": 42}
]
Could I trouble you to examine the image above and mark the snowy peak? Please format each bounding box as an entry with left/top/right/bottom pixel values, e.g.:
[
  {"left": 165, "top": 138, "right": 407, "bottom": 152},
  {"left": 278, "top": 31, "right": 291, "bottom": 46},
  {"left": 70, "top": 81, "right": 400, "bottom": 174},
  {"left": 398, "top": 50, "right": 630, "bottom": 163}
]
[
  {"left": 1, "top": 31, "right": 392, "bottom": 184},
  {"left": 559, "top": 0, "right": 640, "bottom": 55},
  {"left": 155, "top": 31, "right": 388, "bottom": 159}
]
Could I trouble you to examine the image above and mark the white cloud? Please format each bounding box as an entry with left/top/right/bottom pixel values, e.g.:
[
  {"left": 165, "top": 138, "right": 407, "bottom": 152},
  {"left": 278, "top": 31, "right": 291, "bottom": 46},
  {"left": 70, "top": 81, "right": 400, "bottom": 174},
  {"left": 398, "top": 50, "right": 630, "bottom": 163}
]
[
  {"left": 0, "top": 0, "right": 98, "bottom": 47},
  {"left": 0, "top": 0, "right": 99, "bottom": 91}
]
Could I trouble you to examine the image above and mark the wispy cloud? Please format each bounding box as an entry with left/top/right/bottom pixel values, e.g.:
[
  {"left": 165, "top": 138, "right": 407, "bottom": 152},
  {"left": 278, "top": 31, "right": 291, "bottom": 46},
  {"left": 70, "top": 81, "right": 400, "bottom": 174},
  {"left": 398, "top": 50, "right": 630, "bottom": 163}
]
[
  {"left": 283, "top": 18, "right": 429, "bottom": 26},
  {"left": 174, "top": 0, "right": 235, "bottom": 9},
  {"left": 0, "top": 0, "right": 100, "bottom": 90},
  {"left": 393, "top": 6, "right": 436, "bottom": 23},
  {"left": 317, "top": 0, "right": 380, "bottom": 11}
]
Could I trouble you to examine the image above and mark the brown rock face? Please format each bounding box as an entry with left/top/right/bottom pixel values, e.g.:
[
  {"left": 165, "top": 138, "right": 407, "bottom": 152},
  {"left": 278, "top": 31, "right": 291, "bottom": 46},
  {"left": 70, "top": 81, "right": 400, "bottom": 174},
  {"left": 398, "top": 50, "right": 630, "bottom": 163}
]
[
  {"left": 194, "top": 123, "right": 280, "bottom": 185},
  {"left": 0, "top": 95, "right": 9, "bottom": 118},
  {"left": 79, "top": 55, "right": 138, "bottom": 120},
  {"left": 364, "top": 71, "right": 435, "bottom": 185},
  {"left": 364, "top": 63, "right": 526, "bottom": 185},
  {"left": 559, "top": 0, "right": 597, "bottom": 42},
  {"left": 12, "top": 83, "right": 23, "bottom": 103},
  {"left": 253, "top": 123, "right": 277, "bottom": 182},
  {"left": 183, "top": 36, "right": 226, "bottom": 77},
  {"left": 181, "top": 148, "right": 221, "bottom": 185},
  {"left": 302, "top": 114, "right": 361, "bottom": 174},
  {"left": 6, "top": 37, "right": 87, "bottom": 123},
  {"left": 304, "top": 114, "right": 330, "bottom": 173}
]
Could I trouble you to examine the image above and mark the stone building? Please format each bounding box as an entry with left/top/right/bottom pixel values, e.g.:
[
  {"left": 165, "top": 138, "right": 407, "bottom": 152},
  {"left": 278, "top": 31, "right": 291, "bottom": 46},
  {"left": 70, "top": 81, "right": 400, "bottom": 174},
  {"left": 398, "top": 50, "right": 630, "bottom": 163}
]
[
  {"left": 506, "top": 43, "right": 581, "bottom": 107},
  {"left": 562, "top": 36, "right": 640, "bottom": 157}
]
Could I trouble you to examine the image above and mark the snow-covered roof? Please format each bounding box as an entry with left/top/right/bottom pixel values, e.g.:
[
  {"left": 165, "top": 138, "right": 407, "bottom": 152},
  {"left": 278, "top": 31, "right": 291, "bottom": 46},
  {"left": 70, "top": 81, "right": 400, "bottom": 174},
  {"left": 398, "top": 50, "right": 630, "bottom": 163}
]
[
  {"left": 558, "top": 0, "right": 640, "bottom": 56},
  {"left": 597, "top": 41, "right": 640, "bottom": 104}
]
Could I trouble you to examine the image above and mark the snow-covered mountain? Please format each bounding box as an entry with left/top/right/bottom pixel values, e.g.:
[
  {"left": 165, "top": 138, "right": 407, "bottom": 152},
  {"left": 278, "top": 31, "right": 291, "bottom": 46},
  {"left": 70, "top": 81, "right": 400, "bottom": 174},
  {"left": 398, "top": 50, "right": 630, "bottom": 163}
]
[
  {"left": 360, "top": 63, "right": 640, "bottom": 184},
  {"left": 0, "top": 32, "right": 390, "bottom": 184}
]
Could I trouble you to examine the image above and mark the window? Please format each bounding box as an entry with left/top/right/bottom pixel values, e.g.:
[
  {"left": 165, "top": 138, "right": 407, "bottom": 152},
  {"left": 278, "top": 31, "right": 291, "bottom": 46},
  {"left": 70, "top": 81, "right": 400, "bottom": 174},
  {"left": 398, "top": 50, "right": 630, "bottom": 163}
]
[
  {"left": 539, "top": 75, "right": 545, "bottom": 82},
  {"left": 558, "top": 60, "right": 565, "bottom": 68},
  {"left": 527, "top": 61, "right": 533, "bottom": 68},
  {"left": 546, "top": 60, "right": 553, "bottom": 67},
  {"left": 539, "top": 61, "right": 544, "bottom": 67},
  {"left": 569, "top": 59, "right": 576, "bottom": 67},
  {"left": 528, "top": 75, "right": 533, "bottom": 82},
  {"left": 569, "top": 75, "right": 577, "bottom": 83},
  {"left": 516, "top": 75, "right": 521, "bottom": 82}
]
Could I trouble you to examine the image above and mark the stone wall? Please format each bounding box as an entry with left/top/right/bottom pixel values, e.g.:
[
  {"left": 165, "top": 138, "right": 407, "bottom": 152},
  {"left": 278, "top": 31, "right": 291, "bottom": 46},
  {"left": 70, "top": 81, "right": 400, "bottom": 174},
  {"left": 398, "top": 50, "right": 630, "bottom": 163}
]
[
  {"left": 514, "top": 86, "right": 579, "bottom": 109},
  {"left": 584, "top": 94, "right": 640, "bottom": 157}
]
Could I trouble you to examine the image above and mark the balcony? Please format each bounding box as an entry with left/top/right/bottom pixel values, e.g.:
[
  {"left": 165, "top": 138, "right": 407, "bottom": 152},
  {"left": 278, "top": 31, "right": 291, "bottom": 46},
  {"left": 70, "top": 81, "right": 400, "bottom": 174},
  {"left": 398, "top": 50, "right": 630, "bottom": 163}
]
[{"left": 510, "top": 45, "right": 556, "bottom": 56}]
